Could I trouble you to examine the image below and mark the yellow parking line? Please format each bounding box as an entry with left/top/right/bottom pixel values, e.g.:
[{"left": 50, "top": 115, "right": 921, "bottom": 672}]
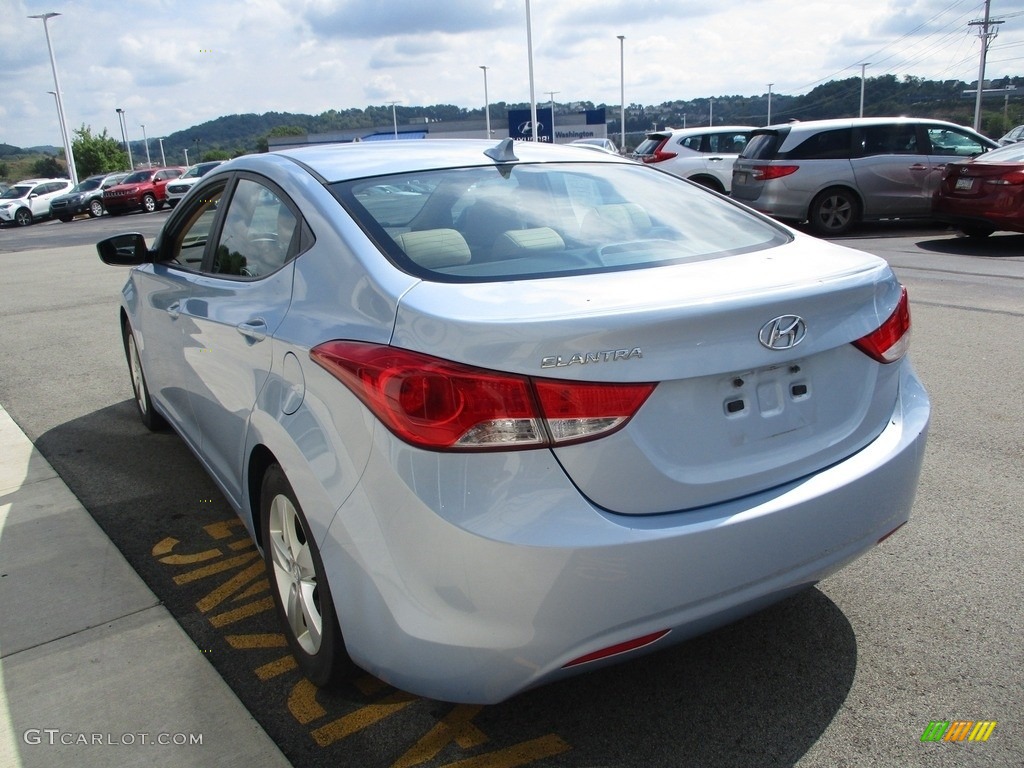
[{"left": 311, "top": 692, "right": 417, "bottom": 747}]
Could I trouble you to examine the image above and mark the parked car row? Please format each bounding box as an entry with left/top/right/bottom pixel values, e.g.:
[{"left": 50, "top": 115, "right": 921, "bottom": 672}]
[{"left": 0, "top": 161, "right": 229, "bottom": 227}]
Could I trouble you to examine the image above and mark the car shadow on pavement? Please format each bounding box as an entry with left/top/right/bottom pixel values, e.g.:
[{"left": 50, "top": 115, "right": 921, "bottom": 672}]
[
  {"left": 915, "top": 232, "right": 1024, "bottom": 256},
  {"left": 29, "top": 401, "right": 858, "bottom": 768}
]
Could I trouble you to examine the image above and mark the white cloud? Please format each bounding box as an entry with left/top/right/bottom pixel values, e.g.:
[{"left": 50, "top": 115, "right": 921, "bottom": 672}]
[{"left": 2, "top": 0, "right": 1020, "bottom": 148}]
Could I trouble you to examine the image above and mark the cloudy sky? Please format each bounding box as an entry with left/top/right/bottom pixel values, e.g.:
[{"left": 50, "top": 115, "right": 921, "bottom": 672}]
[{"left": 3, "top": 0, "right": 1023, "bottom": 148}]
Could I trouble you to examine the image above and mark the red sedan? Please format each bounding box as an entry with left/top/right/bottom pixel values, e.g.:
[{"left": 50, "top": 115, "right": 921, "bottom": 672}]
[{"left": 933, "top": 143, "right": 1024, "bottom": 237}]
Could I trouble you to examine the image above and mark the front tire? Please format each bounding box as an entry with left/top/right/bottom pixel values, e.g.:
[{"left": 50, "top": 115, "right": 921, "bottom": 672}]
[
  {"left": 261, "top": 464, "right": 352, "bottom": 688},
  {"left": 88, "top": 199, "right": 104, "bottom": 218},
  {"left": 808, "top": 187, "right": 860, "bottom": 236},
  {"left": 14, "top": 207, "right": 32, "bottom": 227},
  {"left": 141, "top": 194, "right": 157, "bottom": 213},
  {"left": 122, "top": 319, "right": 167, "bottom": 431}
]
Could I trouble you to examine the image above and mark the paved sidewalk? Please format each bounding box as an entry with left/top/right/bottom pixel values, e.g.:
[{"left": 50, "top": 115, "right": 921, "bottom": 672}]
[{"left": 0, "top": 404, "right": 292, "bottom": 768}]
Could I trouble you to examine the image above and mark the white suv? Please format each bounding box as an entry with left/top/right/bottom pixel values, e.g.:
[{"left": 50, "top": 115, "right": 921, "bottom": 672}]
[
  {"left": 631, "top": 126, "right": 755, "bottom": 193},
  {"left": 0, "top": 178, "right": 74, "bottom": 227}
]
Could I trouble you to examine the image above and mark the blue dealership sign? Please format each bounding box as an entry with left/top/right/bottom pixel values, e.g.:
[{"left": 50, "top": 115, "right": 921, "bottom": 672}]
[{"left": 508, "top": 108, "right": 553, "bottom": 142}]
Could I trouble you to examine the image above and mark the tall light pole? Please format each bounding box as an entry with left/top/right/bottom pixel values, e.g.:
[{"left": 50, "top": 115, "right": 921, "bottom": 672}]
[
  {"left": 709, "top": 97, "right": 714, "bottom": 126},
  {"left": 157, "top": 137, "right": 166, "bottom": 166},
  {"left": 387, "top": 101, "right": 399, "bottom": 139},
  {"left": 618, "top": 35, "right": 626, "bottom": 152},
  {"left": 46, "top": 91, "right": 69, "bottom": 171},
  {"left": 525, "top": 0, "right": 538, "bottom": 141},
  {"left": 30, "top": 12, "right": 77, "bottom": 184},
  {"left": 969, "top": 1, "right": 1002, "bottom": 131},
  {"left": 480, "top": 66, "right": 491, "bottom": 137},
  {"left": 767, "top": 83, "right": 774, "bottom": 125},
  {"left": 859, "top": 63, "right": 870, "bottom": 117},
  {"left": 116, "top": 108, "right": 134, "bottom": 169},
  {"left": 183, "top": 147, "right": 189, "bottom": 166},
  {"left": 546, "top": 90, "right": 559, "bottom": 142},
  {"left": 140, "top": 124, "right": 152, "bottom": 167}
]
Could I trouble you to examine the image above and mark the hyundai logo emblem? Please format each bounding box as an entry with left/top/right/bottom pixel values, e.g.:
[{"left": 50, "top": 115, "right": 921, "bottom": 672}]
[
  {"left": 759, "top": 315, "right": 807, "bottom": 350},
  {"left": 517, "top": 121, "right": 545, "bottom": 135}
]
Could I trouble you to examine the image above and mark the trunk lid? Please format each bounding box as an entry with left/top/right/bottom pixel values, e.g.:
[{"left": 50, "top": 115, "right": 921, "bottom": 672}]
[{"left": 392, "top": 235, "right": 904, "bottom": 515}]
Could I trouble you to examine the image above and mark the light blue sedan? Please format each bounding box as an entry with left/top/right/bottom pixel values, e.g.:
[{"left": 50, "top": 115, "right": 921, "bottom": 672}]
[{"left": 98, "top": 138, "right": 930, "bottom": 704}]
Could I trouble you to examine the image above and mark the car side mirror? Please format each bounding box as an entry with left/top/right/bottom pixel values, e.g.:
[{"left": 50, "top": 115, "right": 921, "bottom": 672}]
[{"left": 97, "top": 233, "right": 150, "bottom": 265}]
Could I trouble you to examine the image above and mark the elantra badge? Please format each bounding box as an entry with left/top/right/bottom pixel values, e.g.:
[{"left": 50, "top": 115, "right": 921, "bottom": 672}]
[{"left": 759, "top": 315, "right": 807, "bottom": 351}]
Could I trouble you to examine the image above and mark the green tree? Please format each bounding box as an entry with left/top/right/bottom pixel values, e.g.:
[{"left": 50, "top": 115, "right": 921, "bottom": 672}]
[
  {"left": 201, "top": 149, "right": 232, "bottom": 162},
  {"left": 72, "top": 125, "right": 129, "bottom": 177},
  {"left": 32, "top": 156, "right": 65, "bottom": 177}
]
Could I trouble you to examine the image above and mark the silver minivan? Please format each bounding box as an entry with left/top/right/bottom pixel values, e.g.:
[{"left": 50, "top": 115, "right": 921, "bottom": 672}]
[{"left": 731, "top": 117, "right": 998, "bottom": 235}]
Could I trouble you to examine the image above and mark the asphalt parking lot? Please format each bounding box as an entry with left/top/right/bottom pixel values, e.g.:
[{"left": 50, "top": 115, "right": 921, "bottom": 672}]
[{"left": 0, "top": 212, "right": 1021, "bottom": 767}]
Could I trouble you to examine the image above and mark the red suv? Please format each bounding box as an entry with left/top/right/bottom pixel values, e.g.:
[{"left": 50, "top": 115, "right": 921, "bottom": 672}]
[{"left": 103, "top": 167, "right": 185, "bottom": 215}]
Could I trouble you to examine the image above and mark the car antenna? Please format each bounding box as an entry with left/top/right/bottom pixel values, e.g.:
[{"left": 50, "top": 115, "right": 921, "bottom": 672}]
[{"left": 484, "top": 137, "right": 518, "bottom": 163}]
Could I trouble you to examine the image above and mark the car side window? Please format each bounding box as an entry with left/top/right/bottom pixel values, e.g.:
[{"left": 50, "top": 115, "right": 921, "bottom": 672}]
[
  {"left": 165, "top": 182, "right": 227, "bottom": 268},
  {"left": 679, "top": 136, "right": 703, "bottom": 152},
  {"left": 925, "top": 127, "right": 988, "bottom": 157},
  {"left": 786, "top": 129, "right": 853, "bottom": 160},
  {"left": 211, "top": 179, "right": 299, "bottom": 278},
  {"left": 860, "top": 124, "right": 919, "bottom": 156}
]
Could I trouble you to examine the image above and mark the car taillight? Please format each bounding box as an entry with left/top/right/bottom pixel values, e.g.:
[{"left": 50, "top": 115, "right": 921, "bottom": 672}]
[
  {"left": 853, "top": 286, "right": 911, "bottom": 363},
  {"left": 752, "top": 165, "right": 800, "bottom": 181},
  {"left": 310, "top": 342, "right": 655, "bottom": 451},
  {"left": 986, "top": 169, "right": 1024, "bottom": 186},
  {"left": 640, "top": 138, "right": 676, "bottom": 164}
]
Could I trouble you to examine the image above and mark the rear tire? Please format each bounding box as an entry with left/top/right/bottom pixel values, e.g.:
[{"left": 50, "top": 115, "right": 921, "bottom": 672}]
[
  {"left": 689, "top": 175, "right": 726, "bottom": 194},
  {"left": 962, "top": 225, "right": 994, "bottom": 239},
  {"left": 122, "top": 319, "right": 167, "bottom": 431},
  {"left": 261, "top": 464, "right": 352, "bottom": 688},
  {"left": 808, "top": 187, "right": 860, "bottom": 236}
]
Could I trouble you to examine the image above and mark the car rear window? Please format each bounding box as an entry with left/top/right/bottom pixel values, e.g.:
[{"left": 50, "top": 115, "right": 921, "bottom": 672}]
[
  {"left": 632, "top": 136, "right": 667, "bottom": 157},
  {"left": 332, "top": 162, "right": 790, "bottom": 282},
  {"left": 740, "top": 131, "right": 785, "bottom": 160}
]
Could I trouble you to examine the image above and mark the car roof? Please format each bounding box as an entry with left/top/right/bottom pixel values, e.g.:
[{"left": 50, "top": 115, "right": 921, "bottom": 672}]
[
  {"left": 761, "top": 117, "right": 977, "bottom": 132},
  {"left": 647, "top": 125, "right": 756, "bottom": 139},
  {"left": 268, "top": 139, "right": 635, "bottom": 183}
]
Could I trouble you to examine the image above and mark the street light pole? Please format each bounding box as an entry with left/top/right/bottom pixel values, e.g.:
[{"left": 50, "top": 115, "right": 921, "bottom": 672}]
[
  {"left": 525, "top": 0, "right": 538, "bottom": 141},
  {"left": 618, "top": 35, "right": 626, "bottom": 153},
  {"left": 859, "top": 63, "right": 870, "bottom": 117},
  {"left": 46, "top": 91, "right": 69, "bottom": 170},
  {"left": 547, "top": 91, "right": 559, "bottom": 142},
  {"left": 140, "top": 124, "right": 152, "bottom": 167},
  {"left": 116, "top": 108, "right": 134, "bottom": 169},
  {"left": 480, "top": 66, "right": 491, "bottom": 137},
  {"left": 29, "top": 12, "right": 78, "bottom": 184},
  {"left": 767, "top": 83, "right": 773, "bottom": 125},
  {"left": 387, "top": 101, "right": 399, "bottom": 139},
  {"left": 158, "top": 138, "right": 166, "bottom": 166}
]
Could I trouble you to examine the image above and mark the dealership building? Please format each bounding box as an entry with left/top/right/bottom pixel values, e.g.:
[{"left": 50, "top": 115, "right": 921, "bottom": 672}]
[{"left": 268, "top": 108, "right": 611, "bottom": 149}]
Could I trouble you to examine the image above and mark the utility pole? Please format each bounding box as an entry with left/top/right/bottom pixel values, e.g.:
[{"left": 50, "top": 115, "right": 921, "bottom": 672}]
[{"left": 969, "top": 1, "right": 1003, "bottom": 131}]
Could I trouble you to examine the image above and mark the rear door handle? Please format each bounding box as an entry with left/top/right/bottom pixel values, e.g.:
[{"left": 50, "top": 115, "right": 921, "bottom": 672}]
[{"left": 236, "top": 318, "right": 267, "bottom": 342}]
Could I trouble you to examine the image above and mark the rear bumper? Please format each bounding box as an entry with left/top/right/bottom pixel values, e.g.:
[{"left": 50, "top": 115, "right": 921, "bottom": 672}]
[{"left": 318, "top": 362, "right": 930, "bottom": 703}]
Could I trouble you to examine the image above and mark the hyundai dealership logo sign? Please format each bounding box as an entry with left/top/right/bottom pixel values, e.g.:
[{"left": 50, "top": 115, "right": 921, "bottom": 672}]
[{"left": 508, "top": 109, "right": 553, "bottom": 142}]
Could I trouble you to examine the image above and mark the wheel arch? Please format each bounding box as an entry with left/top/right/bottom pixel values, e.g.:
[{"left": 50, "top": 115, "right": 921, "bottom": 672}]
[
  {"left": 246, "top": 444, "right": 280, "bottom": 550},
  {"left": 687, "top": 174, "right": 726, "bottom": 194}
]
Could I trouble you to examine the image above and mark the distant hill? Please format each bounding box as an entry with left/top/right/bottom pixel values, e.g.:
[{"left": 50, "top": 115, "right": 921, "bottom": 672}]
[{"left": 3, "top": 74, "right": 1021, "bottom": 162}]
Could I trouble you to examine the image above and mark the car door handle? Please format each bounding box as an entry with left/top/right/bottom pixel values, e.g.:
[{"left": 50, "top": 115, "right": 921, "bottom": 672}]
[
  {"left": 236, "top": 318, "right": 267, "bottom": 342},
  {"left": 708, "top": 156, "right": 725, "bottom": 162},
  {"left": 166, "top": 301, "right": 181, "bottom": 319},
  {"left": 909, "top": 164, "right": 930, "bottom": 172}
]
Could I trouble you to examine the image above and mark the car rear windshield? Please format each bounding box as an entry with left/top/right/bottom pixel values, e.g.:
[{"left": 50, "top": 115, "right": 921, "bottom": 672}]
[
  {"left": 740, "top": 131, "right": 786, "bottom": 160},
  {"left": 631, "top": 136, "right": 667, "bottom": 157},
  {"left": 331, "top": 162, "right": 790, "bottom": 282}
]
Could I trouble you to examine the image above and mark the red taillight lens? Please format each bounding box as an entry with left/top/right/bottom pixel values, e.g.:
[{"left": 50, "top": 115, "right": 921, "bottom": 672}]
[
  {"left": 752, "top": 165, "right": 800, "bottom": 181},
  {"left": 853, "top": 286, "right": 911, "bottom": 363},
  {"left": 310, "top": 342, "right": 655, "bottom": 451},
  {"left": 643, "top": 149, "right": 678, "bottom": 164},
  {"left": 987, "top": 169, "right": 1024, "bottom": 186}
]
